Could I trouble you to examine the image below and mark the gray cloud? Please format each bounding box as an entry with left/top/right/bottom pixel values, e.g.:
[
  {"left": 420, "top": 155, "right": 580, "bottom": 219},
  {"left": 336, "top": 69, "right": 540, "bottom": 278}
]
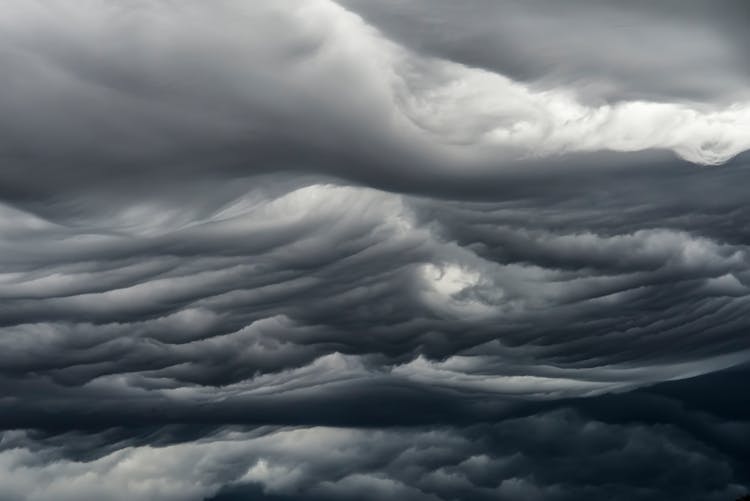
[
  {"left": 2, "top": 376, "right": 749, "bottom": 501},
  {"left": 1, "top": 1, "right": 749, "bottom": 499},
  {"left": 338, "top": 0, "right": 750, "bottom": 104},
  {"left": 1, "top": 0, "right": 749, "bottom": 215}
]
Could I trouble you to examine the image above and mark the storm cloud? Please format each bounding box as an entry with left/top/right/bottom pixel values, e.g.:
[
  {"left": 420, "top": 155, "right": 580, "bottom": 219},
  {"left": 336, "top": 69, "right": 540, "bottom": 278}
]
[{"left": 1, "top": 1, "right": 749, "bottom": 500}]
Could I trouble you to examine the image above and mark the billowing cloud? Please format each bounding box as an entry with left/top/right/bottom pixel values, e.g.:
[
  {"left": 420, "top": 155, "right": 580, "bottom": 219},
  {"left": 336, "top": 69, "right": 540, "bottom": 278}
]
[
  {"left": 1, "top": 0, "right": 750, "bottom": 210},
  {"left": 2, "top": 376, "right": 749, "bottom": 501},
  {"left": 1, "top": 1, "right": 749, "bottom": 500}
]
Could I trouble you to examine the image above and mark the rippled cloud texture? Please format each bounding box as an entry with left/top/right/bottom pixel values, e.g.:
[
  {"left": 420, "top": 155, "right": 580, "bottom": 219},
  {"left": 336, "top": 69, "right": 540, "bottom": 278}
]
[{"left": 1, "top": 1, "right": 750, "bottom": 500}]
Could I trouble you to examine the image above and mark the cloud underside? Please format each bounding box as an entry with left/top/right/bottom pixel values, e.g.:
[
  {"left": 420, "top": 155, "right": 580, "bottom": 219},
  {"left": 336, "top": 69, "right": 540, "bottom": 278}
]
[
  {"left": 1, "top": 0, "right": 750, "bottom": 206},
  {"left": 1, "top": 1, "right": 750, "bottom": 500},
  {"left": 3, "top": 373, "right": 750, "bottom": 501}
]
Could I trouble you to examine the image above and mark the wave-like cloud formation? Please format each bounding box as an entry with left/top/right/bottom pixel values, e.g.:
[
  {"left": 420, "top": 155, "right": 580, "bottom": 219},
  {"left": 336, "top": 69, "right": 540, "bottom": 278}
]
[
  {"left": 1, "top": 1, "right": 750, "bottom": 500},
  {"left": 2, "top": 180, "right": 749, "bottom": 431},
  {"left": 3, "top": 388, "right": 749, "bottom": 501},
  {"left": 1, "top": 0, "right": 749, "bottom": 207}
]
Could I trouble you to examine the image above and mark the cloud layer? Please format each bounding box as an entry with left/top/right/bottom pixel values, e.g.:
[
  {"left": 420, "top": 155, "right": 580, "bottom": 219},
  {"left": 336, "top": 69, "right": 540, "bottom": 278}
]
[{"left": 1, "top": 1, "right": 749, "bottom": 500}]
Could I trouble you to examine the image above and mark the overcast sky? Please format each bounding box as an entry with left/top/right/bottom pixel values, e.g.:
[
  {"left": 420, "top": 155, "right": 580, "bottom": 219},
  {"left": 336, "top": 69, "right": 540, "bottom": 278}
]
[{"left": 1, "top": 1, "right": 749, "bottom": 500}]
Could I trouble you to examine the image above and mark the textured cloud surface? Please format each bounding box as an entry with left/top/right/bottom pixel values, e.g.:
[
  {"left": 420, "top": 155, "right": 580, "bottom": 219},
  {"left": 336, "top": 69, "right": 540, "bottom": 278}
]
[{"left": 1, "top": 1, "right": 749, "bottom": 500}]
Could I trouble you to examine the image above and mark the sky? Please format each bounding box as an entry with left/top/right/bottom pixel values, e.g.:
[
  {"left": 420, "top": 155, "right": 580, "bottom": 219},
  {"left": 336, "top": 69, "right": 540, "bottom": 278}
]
[{"left": 1, "top": 1, "right": 749, "bottom": 500}]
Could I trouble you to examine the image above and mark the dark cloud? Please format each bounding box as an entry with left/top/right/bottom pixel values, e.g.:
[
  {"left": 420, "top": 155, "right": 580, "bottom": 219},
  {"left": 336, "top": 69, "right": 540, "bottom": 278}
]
[
  {"left": 338, "top": 0, "right": 750, "bottom": 104},
  {"left": 1, "top": 0, "right": 749, "bottom": 499},
  {"left": 3, "top": 368, "right": 749, "bottom": 501}
]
